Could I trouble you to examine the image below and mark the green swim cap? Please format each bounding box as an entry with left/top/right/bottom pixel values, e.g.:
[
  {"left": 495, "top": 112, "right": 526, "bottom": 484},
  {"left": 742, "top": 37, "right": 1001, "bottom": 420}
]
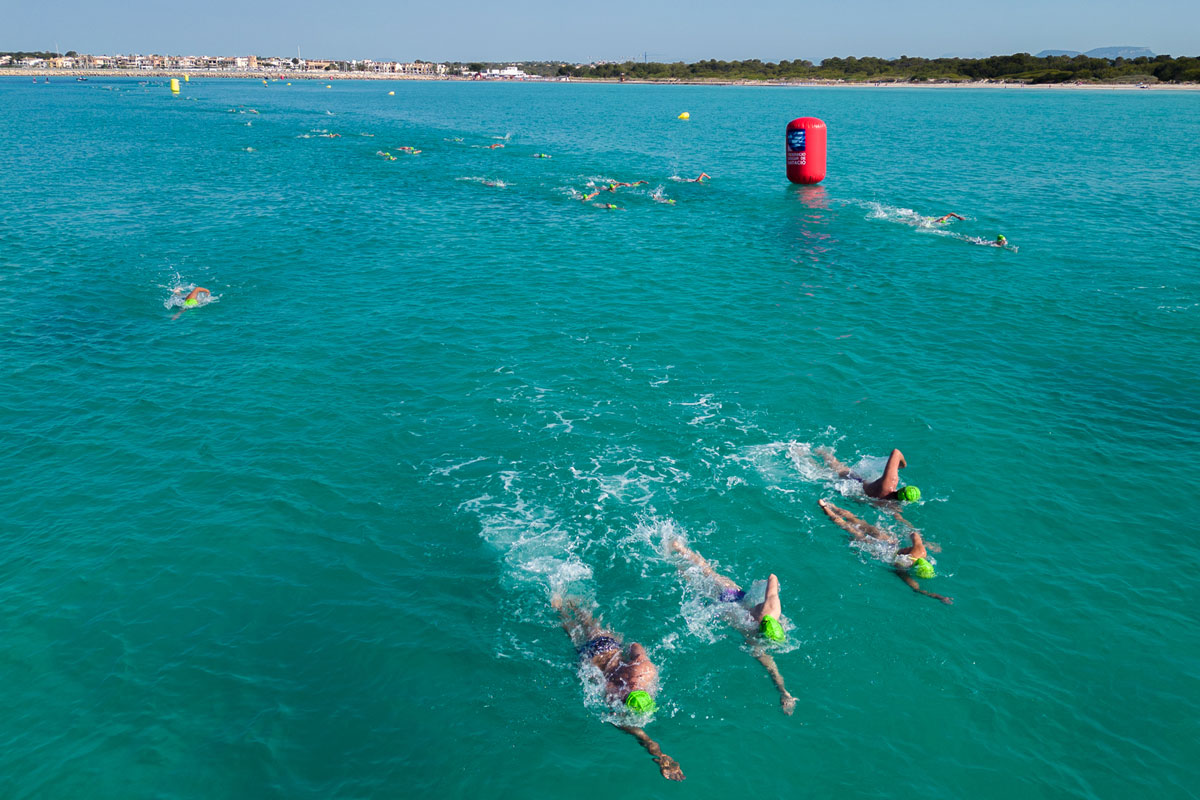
[
  {"left": 897, "top": 485, "right": 921, "bottom": 503},
  {"left": 625, "top": 690, "right": 657, "bottom": 714},
  {"left": 912, "top": 558, "right": 936, "bottom": 579},
  {"left": 997, "top": 234, "right": 1006, "bottom": 241},
  {"left": 183, "top": 298, "right": 198, "bottom": 308},
  {"left": 760, "top": 615, "right": 785, "bottom": 642}
]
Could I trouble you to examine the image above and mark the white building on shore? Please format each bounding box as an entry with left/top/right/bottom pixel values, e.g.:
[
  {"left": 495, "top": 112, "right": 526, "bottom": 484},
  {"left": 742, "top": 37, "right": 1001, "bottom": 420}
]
[{"left": 5, "top": 51, "right": 451, "bottom": 75}]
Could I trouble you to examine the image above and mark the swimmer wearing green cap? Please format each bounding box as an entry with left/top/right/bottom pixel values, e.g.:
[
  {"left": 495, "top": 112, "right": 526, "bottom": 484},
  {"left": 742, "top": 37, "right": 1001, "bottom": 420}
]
[
  {"left": 180, "top": 286, "right": 209, "bottom": 309},
  {"left": 815, "top": 446, "right": 921, "bottom": 526},
  {"left": 818, "top": 499, "right": 953, "bottom": 605},
  {"left": 552, "top": 595, "right": 684, "bottom": 781},
  {"left": 668, "top": 538, "right": 796, "bottom": 715},
  {"left": 171, "top": 286, "right": 210, "bottom": 320}
]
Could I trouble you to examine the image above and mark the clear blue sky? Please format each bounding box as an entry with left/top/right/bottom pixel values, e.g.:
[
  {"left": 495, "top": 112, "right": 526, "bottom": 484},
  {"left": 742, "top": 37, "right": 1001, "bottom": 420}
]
[{"left": 4, "top": 0, "right": 1198, "bottom": 62}]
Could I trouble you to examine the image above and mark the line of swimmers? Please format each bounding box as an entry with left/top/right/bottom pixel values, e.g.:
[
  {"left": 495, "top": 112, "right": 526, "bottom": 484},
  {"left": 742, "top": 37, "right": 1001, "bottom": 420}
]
[
  {"left": 930, "top": 212, "right": 1009, "bottom": 246},
  {"left": 560, "top": 446, "right": 945, "bottom": 781},
  {"left": 579, "top": 174, "right": 709, "bottom": 208}
]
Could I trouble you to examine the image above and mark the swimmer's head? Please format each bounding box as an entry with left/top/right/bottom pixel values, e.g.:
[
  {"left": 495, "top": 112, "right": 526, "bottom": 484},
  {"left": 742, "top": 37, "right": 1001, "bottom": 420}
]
[
  {"left": 912, "top": 558, "right": 936, "bottom": 579},
  {"left": 896, "top": 485, "right": 921, "bottom": 503},
  {"left": 996, "top": 234, "right": 1006, "bottom": 243},
  {"left": 759, "top": 615, "right": 786, "bottom": 642},
  {"left": 624, "top": 690, "right": 657, "bottom": 714}
]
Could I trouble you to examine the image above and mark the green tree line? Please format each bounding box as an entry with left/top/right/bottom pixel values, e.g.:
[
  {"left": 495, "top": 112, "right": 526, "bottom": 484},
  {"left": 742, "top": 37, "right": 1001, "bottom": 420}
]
[{"left": 537, "top": 53, "right": 1200, "bottom": 83}]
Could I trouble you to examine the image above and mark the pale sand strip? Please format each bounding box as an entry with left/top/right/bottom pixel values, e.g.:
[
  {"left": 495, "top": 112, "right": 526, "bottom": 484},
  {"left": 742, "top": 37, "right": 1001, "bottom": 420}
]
[{"left": 7, "top": 68, "right": 1198, "bottom": 91}]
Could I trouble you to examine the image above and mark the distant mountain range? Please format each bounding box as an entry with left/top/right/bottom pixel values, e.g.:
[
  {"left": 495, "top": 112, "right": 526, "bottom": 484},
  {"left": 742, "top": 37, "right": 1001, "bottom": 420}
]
[{"left": 1035, "top": 47, "right": 1156, "bottom": 59}]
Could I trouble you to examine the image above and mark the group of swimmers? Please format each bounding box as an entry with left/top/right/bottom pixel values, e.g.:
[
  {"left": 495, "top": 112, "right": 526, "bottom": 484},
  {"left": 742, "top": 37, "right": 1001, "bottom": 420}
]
[{"left": 560, "top": 445, "right": 946, "bottom": 780}]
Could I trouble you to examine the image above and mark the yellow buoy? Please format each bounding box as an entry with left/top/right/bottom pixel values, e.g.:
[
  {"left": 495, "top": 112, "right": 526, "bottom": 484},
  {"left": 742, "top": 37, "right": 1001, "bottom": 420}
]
[
  {"left": 184, "top": 74, "right": 189, "bottom": 82},
  {"left": 170, "top": 78, "right": 180, "bottom": 93},
  {"left": 286, "top": 82, "right": 291, "bottom": 86},
  {"left": 326, "top": 84, "right": 332, "bottom": 89},
  {"left": 388, "top": 91, "right": 395, "bottom": 96},
  {"left": 677, "top": 112, "right": 690, "bottom": 120}
]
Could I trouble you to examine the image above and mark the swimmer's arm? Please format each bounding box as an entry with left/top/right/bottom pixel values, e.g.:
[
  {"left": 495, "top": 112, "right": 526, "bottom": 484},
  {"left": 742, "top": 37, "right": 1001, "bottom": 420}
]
[
  {"left": 752, "top": 648, "right": 795, "bottom": 716},
  {"left": 880, "top": 449, "right": 906, "bottom": 488},
  {"left": 896, "top": 570, "right": 953, "bottom": 605},
  {"left": 615, "top": 725, "right": 685, "bottom": 781},
  {"left": 889, "top": 507, "right": 915, "bottom": 528}
]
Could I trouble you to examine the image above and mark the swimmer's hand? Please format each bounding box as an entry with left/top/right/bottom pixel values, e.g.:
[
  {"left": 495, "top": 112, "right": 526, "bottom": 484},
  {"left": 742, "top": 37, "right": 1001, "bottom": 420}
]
[
  {"left": 898, "top": 571, "right": 953, "bottom": 605},
  {"left": 619, "top": 725, "right": 684, "bottom": 781},
  {"left": 781, "top": 692, "right": 796, "bottom": 716},
  {"left": 656, "top": 754, "right": 685, "bottom": 781}
]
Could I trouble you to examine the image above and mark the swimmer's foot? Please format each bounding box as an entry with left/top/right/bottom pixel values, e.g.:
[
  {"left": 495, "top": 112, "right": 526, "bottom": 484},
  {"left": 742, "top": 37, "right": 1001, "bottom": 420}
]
[{"left": 550, "top": 594, "right": 563, "bottom": 610}]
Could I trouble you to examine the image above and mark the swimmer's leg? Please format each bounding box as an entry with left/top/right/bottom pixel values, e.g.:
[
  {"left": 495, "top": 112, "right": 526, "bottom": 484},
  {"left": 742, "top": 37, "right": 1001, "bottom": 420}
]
[
  {"left": 815, "top": 448, "right": 855, "bottom": 480},
  {"left": 553, "top": 596, "right": 610, "bottom": 643},
  {"left": 668, "top": 538, "right": 740, "bottom": 592},
  {"left": 818, "top": 499, "right": 867, "bottom": 540},
  {"left": 819, "top": 499, "right": 890, "bottom": 541}
]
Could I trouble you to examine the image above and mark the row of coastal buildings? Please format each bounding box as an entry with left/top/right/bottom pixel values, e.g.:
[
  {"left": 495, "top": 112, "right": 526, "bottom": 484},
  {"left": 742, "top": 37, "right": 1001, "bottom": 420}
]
[{"left": 1, "top": 53, "right": 448, "bottom": 75}]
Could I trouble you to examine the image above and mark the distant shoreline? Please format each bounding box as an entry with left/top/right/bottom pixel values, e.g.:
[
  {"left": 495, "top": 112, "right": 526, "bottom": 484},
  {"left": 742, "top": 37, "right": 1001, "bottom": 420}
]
[{"left": 5, "top": 68, "right": 1198, "bottom": 90}]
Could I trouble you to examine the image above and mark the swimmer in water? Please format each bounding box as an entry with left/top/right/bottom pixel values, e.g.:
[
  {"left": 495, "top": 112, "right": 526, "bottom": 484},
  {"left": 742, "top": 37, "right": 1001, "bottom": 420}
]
[
  {"left": 487, "top": 143, "right": 504, "bottom": 149},
  {"left": 581, "top": 190, "right": 601, "bottom": 202},
  {"left": 818, "top": 499, "right": 952, "bottom": 605},
  {"left": 668, "top": 538, "right": 795, "bottom": 715},
  {"left": 533, "top": 153, "right": 552, "bottom": 158},
  {"left": 171, "top": 287, "right": 210, "bottom": 320},
  {"left": 816, "top": 447, "right": 920, "bottom": 504},
  {"left": 603, "top": 181, "right": 649, "bottom": 191},
  {"left": 179, "top": 287, "right": 209, "bottom": 309},
  {"left": 995, "top": 234, "right": 1007, "bottom": 246},
  {"left": 682, "top": 172, "right": 711, "bottom": 183},
  {"left": 552, "top": 595, "right": 685, "bottom": 781},
  {"left": 933, "top": 213, "right": 965, "bottom": 224}
]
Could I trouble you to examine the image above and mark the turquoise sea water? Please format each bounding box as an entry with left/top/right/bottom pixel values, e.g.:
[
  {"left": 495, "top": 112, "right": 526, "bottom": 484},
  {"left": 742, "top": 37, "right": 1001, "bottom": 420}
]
[{"left": 2, "top": 77, "right": 1198, "bottom": 798}]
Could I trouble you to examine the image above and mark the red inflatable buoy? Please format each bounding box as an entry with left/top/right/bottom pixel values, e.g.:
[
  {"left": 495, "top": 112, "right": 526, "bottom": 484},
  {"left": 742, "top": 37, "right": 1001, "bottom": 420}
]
[{"left": 786, "top": 117, "right": 826, "bottom": 184}]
